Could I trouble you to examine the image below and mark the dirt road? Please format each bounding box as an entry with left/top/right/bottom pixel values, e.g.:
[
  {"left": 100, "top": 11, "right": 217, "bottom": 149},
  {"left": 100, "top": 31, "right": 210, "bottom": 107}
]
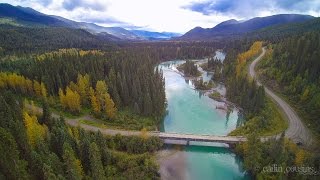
[{"left": 249, "top": 47, "right": 313, "bottom": 147}]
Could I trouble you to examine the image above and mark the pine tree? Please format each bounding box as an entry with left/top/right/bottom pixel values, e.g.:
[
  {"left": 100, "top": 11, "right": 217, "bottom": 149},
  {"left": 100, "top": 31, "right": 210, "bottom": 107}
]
[
  {"left": 40, "top": 99, "right": 51, "bottom": 125},
  {"left": 59, "top": 88, "right": 67, "bottom": 109},
  {"left": 89, "top": 142, "right": 105, "bottom": 179},
  {"left": 62, "top": 143, "right": 84, "bottom": 180},
  {"left": 0, "top": 127, "right": 29, "bottom": 179}
]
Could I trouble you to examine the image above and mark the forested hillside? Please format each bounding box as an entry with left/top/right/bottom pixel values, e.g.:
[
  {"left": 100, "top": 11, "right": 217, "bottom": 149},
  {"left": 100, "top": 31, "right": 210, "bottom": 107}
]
[
  {"left": 0, "top": 49, "right": 166, "bottom": 122},
  {"left": 224, "top": 41, "right": 319, "bottom": 179},
  {"left": 258, "top": 31, "right": 320, "bottom": 134},
  {"left": 0, "top": 25, "right": 116, "bottom": 53},
  {"left": 0, "top": 91, "right": 162, "bottom": 179}
]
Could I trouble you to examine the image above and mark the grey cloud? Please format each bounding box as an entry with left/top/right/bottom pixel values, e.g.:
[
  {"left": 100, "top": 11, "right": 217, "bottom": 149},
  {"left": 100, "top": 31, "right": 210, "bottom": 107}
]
[
  {"left": 19, "top": 0, "right": 52, "bottom": 6},
  {"left": 62, "top": 0, "right": 106, "bottom": 11},
  {"left": 185, "top": 0, "right": 320, "bottom": 17}
]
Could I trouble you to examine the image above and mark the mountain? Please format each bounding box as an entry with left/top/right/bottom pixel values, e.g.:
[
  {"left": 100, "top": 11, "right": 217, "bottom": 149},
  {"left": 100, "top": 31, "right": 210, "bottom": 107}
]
[
  {"left": 0, "top": 3, "right": 71, "bottom": 27},
  {"left": 248, "top": 17, "right": 320, "bottom": 42},
  {"left": 0, "top": 3, "right": 141, "bottom": 40},
  {"left": 0, "top": 24, "right": 116, "bottom": 52},
  {"left": 179, "top": 14, "right": 315, "bottom": 40},
  {"left": 130, "top": 30, "right": 181, "bottom": 40},
  {"left": 52, "top": 15, "right": 141, "bottom": 40}
]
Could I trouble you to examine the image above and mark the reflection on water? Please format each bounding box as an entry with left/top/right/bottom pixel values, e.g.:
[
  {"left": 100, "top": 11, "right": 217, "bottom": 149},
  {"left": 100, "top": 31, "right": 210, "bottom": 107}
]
[
  {"left": 158, "top": 51, "right": 250, "bottom": 180},
  {"left": 159, "top": 59, "right": 239, "bottom": 135}
]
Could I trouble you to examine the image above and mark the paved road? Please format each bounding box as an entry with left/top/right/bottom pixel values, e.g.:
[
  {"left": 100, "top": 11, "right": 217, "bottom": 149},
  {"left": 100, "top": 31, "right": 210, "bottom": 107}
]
[{"left": 249, "top": 47, "right": 313, "bottom": 147}]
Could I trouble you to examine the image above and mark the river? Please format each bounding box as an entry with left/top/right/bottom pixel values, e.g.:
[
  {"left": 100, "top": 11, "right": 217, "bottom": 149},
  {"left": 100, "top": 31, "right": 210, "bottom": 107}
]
[{"left": 157, "top": 51, "right": 250, "bottom": 180}]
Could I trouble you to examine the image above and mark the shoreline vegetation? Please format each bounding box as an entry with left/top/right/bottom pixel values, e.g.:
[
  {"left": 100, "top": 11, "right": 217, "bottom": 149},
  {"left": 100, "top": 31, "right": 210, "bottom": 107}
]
[
  {"left": 257, "top": 44, "right": 320, "bottom": 142},
  {"left": 176, "top": 60, "right": 202, "bottom": 77},
  {"left": 220, "top": 42, "right": 319, "bottom": 179}
]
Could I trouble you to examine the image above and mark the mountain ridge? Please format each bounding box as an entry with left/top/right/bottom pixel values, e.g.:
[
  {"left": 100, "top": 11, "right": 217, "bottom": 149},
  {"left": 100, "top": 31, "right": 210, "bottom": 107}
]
[{"left": 179, "top": 14, "right": 315, "bottom": 40}]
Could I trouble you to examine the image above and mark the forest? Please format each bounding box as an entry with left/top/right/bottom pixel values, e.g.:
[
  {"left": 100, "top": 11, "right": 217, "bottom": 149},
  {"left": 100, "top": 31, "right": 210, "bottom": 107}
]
[
  {"left": 236, "top": 132, "right": 319, "bottom": 179},
  {"left": 224, "top": 41, "right": 266, "bottom": 119},
  {"left": 0, "top": 39, "right": 221, "bottom": 178},
  {"left": 0, "top": 49, "right": 166, "bottom": 124},
  {"left": 1, "top": 15, "right": 320, "bottom": 179},
  {"left": 177, "top": 60, "right": 200, "bottom": 77},
  {"left": 257, "top": 31, "right": 320, "bottom": 135},
  {"left": 0, "top": 91, "right": 163, "bottom": 179},
  {"left": 215, "top": 28, "right": 320, "bottom": 179}
]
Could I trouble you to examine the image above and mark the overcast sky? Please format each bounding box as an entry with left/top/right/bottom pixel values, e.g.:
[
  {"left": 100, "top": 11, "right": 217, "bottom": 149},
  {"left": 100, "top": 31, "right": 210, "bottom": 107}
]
[{"left": 1, "top": 0, "right": 320, "bottom": 33}]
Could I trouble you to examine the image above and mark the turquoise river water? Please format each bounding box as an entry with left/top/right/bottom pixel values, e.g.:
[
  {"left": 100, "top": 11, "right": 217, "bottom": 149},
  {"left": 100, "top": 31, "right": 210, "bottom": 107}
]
[{"left": 158, "top": 51, "right": 250, "bottom": 180}]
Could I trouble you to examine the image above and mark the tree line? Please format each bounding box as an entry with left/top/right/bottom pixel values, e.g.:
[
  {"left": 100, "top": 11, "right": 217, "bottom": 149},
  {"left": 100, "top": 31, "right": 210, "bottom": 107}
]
[
  {"left": 0, "top": 48, "right": 165, "bottom": 118},
  {"left": 224, "top": 41, "right": 266, "bottom": 119},
  {"left": 258, "top": 31, "right": 320, "bottom": 134}
]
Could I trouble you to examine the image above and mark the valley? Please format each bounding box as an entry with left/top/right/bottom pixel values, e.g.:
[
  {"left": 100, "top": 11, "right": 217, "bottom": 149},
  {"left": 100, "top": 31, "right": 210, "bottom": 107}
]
[{"left": 0, "top": 1, "right": 319, "bottom": 180}]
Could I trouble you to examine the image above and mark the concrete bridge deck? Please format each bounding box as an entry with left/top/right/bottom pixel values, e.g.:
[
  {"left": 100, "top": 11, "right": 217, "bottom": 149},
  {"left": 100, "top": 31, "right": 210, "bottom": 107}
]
[{"left": 156, "top": 132, "right": 247, "bottom": 144}]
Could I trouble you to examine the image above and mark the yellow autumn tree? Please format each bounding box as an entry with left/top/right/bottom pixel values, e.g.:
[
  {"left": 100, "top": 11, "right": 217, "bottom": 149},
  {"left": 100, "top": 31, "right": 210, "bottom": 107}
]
[
  {"left": 95, "top": 80, "right": 108, "bottom": 103},
  {"left": 89, "top": 87, "right": 100, "bottom": 113},
  {"left": 140, "top": 128, "right": 148, "bottom": 140},
  {"left": 236, "top": 41, "right": 263, "bottom": 78},
  {"left": 295, "top": 149, "right": 306, "bottom": 166},
  {"left": 23, "top": 111, "right": 47, "bottom": 148},
  {"left": 65, "top": 87, "right": 81, "bottom": 113},
  {"left": 59, "top": 88, "right": 67, "bottom": 109},
  {"left": 104, "top": 93, "right": 117, "bottom": 119}
]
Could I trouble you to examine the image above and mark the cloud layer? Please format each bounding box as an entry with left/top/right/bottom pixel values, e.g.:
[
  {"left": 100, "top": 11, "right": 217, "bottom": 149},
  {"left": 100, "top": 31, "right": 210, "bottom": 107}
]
[
  {"left": 1, "top": 0, "right": 319, "bottom": 33},
  {"left": 185, "top": 0, "right": 320, "bottom": 17}
]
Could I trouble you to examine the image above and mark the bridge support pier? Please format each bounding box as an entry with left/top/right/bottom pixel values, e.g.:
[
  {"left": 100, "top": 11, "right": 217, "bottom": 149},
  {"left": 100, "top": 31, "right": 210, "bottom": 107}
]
[{"left": 186, "top": 141, "right": 190, "bottom": 146}]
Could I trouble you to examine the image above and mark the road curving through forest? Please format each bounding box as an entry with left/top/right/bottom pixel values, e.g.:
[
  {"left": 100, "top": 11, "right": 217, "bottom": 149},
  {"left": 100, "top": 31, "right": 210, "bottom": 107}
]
[{"left": 249, "top": 47, "right": 313, "bottom": 147}]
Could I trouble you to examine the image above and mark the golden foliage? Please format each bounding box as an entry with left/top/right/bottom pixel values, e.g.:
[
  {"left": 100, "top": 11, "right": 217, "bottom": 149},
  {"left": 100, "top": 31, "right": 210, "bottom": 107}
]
[
  {"left": 36, "top": 48, "right": 104, "bottom": 61},
  {"left": 0, "top": 72, "right": 47, "bottom": 97},
  {"left": 59, "top": 87, "right": 81, "bottom": 113},
  {"left": 23, "top": 111, "right": 47, "bottom": 148},
  {"left": 104, "top": 93, "right": 117, "bottom": 119},
  {"left": 140, "top": 128, "right": 149, "bottom": 140},
  {"left": 89, "top": 87, "right": 100, "bottom": 113},
  {"left": 236, "top": 41, "right": 263, "bottom": 78}
]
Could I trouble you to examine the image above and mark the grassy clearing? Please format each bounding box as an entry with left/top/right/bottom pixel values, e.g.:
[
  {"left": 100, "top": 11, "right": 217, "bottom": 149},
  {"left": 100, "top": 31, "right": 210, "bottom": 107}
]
[
  {"left": 77, "top": 108, "right": 159, "bottom": 131},
  {"left": 104, "top": 109, "right": 159, "bottom": 131},
  {"left": 79, "top": 119, "right": 108, "bottom": 128},
  {"left": 229, "top": 97, "right": 288, "bottom": 136}
]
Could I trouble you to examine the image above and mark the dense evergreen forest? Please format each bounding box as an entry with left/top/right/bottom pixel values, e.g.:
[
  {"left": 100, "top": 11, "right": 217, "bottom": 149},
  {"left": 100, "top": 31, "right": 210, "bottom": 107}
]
[
  {"left": 0, "top": 25, "right": 116, "bottom": 53},
  {"left": 258, "top": 31, "right": 320, "bottom": 134},
  {"left": 0, "top": 91, "right": 163, "bottom": 179},
  {"left": 177, "top": 60, "right": 200, "bottom": 77},
  {"left": 224, "top": 42, "right": 266, "bottom": 119},
  {"left": 221, "top": 39, "right": 319, "bottom": 179},
  {"left": 0, "top": 34, "right": 220, "bottom": 179},
  {"left": 236, "top": 132, "right": 319, "bottom": 179}
]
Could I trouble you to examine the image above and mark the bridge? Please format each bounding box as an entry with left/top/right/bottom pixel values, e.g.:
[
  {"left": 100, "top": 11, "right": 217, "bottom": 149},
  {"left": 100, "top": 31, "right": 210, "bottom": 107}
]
[{"left": 155, "top": 132, "right": 247, "bottom": 146}]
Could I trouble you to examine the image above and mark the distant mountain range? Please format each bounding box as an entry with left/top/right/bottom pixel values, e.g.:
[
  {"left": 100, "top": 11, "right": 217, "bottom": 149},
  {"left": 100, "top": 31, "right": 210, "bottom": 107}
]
[
  {"left": 0, "top": 3, "right": 318, "bottom": 42},
  {"left": 130, "top": 30, "right": 181, "bottom": 40},
  {"left": 0, "top": 3, "right": 179, "bottom": 40},
  {"left": 178, "top": 14, "right": 315, "bottom": 40}
]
